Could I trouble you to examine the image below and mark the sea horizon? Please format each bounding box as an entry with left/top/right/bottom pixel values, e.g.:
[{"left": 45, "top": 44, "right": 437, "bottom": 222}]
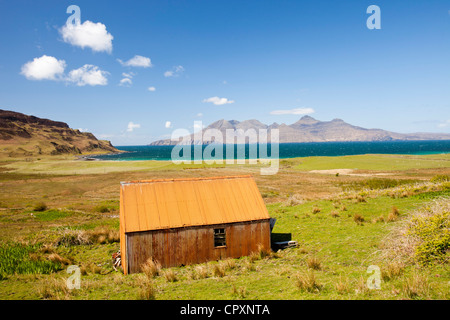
[{"left": 92, "top": 140, "right": 450, "bottom": 161}]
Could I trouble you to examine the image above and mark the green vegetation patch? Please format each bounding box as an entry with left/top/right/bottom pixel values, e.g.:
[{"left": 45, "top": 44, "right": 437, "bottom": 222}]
[
  {"left": 0, "top": 243, "right": 63, "bottom": 278},
  {"left": 34, "top": 209, "right": 72, "bottom": 221},
  {"left": 408, "top": 210, "right": 450, "bottom": 265},
  {"left": 295, "top": 154, "right": 450, "bottom": 171}
]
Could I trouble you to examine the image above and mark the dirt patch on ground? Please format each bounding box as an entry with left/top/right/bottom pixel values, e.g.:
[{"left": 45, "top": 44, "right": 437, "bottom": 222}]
[{"left": 309, "top": 169, "right": 392, "bottom": 177}]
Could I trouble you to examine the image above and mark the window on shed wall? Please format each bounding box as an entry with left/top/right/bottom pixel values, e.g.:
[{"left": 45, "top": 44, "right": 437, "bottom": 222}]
[{"left": 214, "top": 228, "right": 226, "bottom": 247}]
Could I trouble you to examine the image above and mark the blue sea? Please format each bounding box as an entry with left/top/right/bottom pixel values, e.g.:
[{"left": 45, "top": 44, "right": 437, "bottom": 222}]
[{"left": 91, "top": 140, "right": 450, "bottom": 161}]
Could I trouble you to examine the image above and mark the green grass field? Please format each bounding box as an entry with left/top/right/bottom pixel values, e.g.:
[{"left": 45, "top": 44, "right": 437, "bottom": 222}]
[{"left": 0, "top": 153, "right": 449, "bottom": 300}]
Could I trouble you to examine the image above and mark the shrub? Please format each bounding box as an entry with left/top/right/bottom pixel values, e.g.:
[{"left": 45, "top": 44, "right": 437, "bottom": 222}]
[
  {"left": 430, "top": 174, "right": 450, "bottom": 183},
  {"left": 407, "top": 210, "right": 450, "bottom": 264},
  {"left": 312, "top": 207, "right": 321, "bottom": 214},
  {"left": 93, "top": 205, "right": 110, "bottom": 213},
  {"left": 353, "top": 214, "right": 365, "bottom": 225},
  {"left": 33, "top": 202, "right": 47, "bottom": 212}
]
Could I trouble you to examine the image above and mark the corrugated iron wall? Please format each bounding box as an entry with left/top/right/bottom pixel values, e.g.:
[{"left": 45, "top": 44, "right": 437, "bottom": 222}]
[{"left": 125, "top": 219, "right": 271, "bottom": 273}]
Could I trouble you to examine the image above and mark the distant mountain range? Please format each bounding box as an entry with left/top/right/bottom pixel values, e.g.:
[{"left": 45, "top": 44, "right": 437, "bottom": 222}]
[
  {"left": 0, "top": 109, "right": 119, "bottom": 156},
  {"left": 149, "top": 116, "right": 450, "bottom": 145}
]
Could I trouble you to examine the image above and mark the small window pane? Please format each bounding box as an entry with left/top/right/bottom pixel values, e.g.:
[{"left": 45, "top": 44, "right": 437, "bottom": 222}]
[{"left": 214, "top": 228, "right": 226, "bottom": 247}]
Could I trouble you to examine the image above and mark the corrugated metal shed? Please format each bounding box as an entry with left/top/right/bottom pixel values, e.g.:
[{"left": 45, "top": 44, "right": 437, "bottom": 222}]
[
  {"left": 119, "top": 175, "right": 271, "bottom": 273},
  {"left": 120, "top": 175, "right": 269, "bottom": 232}
]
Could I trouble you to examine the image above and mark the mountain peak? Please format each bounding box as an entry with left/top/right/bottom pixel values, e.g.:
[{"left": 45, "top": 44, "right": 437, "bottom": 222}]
[{"left": 292, "top": 115, "right": 320, "bottom": 126}]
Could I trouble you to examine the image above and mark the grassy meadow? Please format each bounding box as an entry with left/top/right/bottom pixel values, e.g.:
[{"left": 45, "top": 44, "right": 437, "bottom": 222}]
[{"left": 0, "top": 153, "right": 449, "bottom": 300}]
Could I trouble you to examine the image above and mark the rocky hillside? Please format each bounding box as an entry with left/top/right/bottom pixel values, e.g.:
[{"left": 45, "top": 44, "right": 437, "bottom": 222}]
[
  {"left": 0, "top": 109, "right": 119, "bottom": 157},
  {"left": 150, "top": 115, "right": 450, "bottom": 145}
]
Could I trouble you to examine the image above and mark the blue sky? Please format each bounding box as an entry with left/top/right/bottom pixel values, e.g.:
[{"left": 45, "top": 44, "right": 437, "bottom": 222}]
[{"left": 0, "top": 0, "right": 449, "bottom": 145}]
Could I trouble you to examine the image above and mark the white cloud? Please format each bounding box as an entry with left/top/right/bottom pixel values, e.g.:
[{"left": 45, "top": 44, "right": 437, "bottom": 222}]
[
  {"left": 119, "top": 78, "right": 132, "bottom": 86},
  {"left": 67, "top": 64, "right": 109, "bottom": 86},
  {"left": 78, "top": 128, "right": 89, "bottom": 132},
  {"left": 165, "top": 121, "right": 172, "bottom": 128},
  {"left": 147, "top": 86, "right": 156, "bottom": 92},
  {"left": 20, "top": 55, "right": 66, "bottom": 80},
  {"left": 438, "top": 119, "right": 450, "bottom": 128},
  {"left": 164, "top": 65, "right": 184, "bottom": 77},
  {"left": 202, "top": 96, "right": 235, "bottom": 106},
  {"left": 127, "top": 121, "right": 141, "bottom": 132},
  {"left": 118, "top": 55, "right": 152, "bottom": 68},
  {"left": 197, "top": 112, "right": 203, "bottom": 117},
  {"left": 60, "top": 20, "right": 113, "bottom": 53},
  {"left": 122, "top": 72, "right": 135, "bottom": 78},
  {"left": 119, "top": 72, "right": 134, "bottom": 86},
  {"left": 270, "top": 107, "right": 315, "bottom": 115}
]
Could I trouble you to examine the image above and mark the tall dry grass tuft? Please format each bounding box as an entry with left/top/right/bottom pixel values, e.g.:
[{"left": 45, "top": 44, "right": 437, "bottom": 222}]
[
  {"left": 213, "top": 263, "right": 226, "bottom": 278},
  {"left": 387, "top": 206, "right": 400, "bottom": 222},
  {"left": 231, "top": 284, "right": 247, "bottom": 298},
  {"left": 334, "top": 275, "right": 350, "bottom": 295},
  {"left": 39, "top": 277, "right": 71, "bottom": 300},
  {"left": 162, "top": 269, "right": 178, "bottom": 282},
  {"left": 190, "top": 265, "right": 209, "bottom": 280},
  {"left": 402, "top": 273, "right": 430, "bottom": 299},
  {"left": 137, "top": 275, "right": 157, "bottom": 300},
  {"left": 141, "top": 258, "right": 161, "bottom": 278},
  {"left": 295, "top": 271, "right": 322, "bottom": 293},
  {"left": 330, "top": 211, "right": 340, "bottom": 218},
  {"left": 306, "top": 256, "right": 322, "bottom": 270},
  {"left": 47, "top": 253, "right": 71, "bottom": 265},
  {"left": 381, "top": 261, "right": 404, "bottom": 281}
]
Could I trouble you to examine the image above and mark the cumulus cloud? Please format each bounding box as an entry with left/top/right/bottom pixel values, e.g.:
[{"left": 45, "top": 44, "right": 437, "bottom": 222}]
[
  {"left": 164, "top": 65, "right": 184, "bottom": 77},
  {"left": 165, "top": 121, "right": 172, "bottom": 128},
  {"left": 20, "top": 55, "right": 66, "bottom": 80},
  {"left": 202, "top": 96, "right": 235, "bottom": 106},
  {"left": 60, "top": 20, "right": 113, "bottom": 53},
  {"left": 66, "top": 64, "right": 109, "bottom": 86},
  {"left": 119, "top": 72, "right": 134, "bottom": 87},
  {"left": 147, "top": 86, "right": 156, "bottom": 92},
  {"left": 118, "top": 55, "right": 152, "bottom": 68},
  {"left": 127, "top": 121, "right": 141, "bottom": 132},
  {"left": 270, "top": 107, "right": 315, "bottom": 115}
]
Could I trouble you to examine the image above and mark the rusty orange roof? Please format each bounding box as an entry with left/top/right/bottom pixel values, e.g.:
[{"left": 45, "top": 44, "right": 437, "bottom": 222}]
[{"left": 119, "top": 175, "right": 269, "bottom": 233}]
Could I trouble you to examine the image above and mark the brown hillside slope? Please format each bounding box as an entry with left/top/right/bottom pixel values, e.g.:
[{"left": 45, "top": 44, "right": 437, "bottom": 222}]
[{"left": 0, "top": 109, "right": 119, "bottom": 157}]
